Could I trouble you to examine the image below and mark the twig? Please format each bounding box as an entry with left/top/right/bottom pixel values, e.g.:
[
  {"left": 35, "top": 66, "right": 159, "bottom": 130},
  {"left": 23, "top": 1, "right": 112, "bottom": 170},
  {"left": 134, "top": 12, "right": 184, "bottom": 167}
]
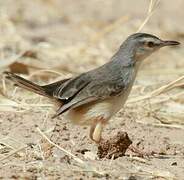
[
  {"left": 28, "top": 69, "right": 66, "bottom": 79},
  {"left": 36, "top": 127, "right": 85, "bottom": 165},
  {"left": 137, "top": 0, "right": 160, "bottom": 32},
  {"left": 128, "top": 75, "right": 184, "bottom": 103},
  {"left": 36, "top": 127, "right": 106, "bottom": 176},
  {"left": 150, "top": 76, "right": 184, "bottom": 96},
  {"left": 0, "top": 145, "right": 27, "bottom": 162},
  {"left": 137, "top": 121, "right": 184, "bottom": 129}
]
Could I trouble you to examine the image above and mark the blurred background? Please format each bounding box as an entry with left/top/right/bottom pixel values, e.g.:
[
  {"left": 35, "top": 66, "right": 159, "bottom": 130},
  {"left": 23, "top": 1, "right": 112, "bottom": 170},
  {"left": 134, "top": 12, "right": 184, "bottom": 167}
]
[
  {"left": 0, "top": 0, "right": 184, "bottom": 179},
  {"left": 0, "top": 0, "right": 183, "bottom": 79}
]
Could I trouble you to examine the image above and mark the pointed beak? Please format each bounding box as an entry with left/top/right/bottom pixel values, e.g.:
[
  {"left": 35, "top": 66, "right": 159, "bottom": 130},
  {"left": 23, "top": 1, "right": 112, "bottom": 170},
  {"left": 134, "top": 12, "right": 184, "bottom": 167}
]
[{"left": 162, "top": 40, "right": 180, "bottom": 46}]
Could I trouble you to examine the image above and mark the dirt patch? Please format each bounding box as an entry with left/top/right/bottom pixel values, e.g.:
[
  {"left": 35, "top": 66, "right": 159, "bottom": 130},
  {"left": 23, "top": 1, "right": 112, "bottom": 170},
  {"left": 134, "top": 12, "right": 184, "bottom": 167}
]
[
  {"left": 97, "top": 131, "right": 132, "bottom": 159},
  {"left": 0, "top": 0, "right": 184, "bottom": 179}
]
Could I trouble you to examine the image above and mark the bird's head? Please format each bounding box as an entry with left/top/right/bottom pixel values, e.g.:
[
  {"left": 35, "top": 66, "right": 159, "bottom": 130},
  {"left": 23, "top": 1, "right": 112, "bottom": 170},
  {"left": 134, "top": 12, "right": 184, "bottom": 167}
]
[{"left": 121, "top": 33, "right": 180, "bottom": 61}]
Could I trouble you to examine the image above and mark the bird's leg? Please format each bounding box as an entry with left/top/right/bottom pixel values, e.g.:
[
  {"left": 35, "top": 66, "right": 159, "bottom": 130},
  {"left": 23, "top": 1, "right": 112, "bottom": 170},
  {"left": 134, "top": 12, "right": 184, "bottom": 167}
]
[
  {"left": 90, "top": 121, "right": 103, "bottom": 143},
  {"left": 89, "top": 117, "right": 106, "bottom": 143}
]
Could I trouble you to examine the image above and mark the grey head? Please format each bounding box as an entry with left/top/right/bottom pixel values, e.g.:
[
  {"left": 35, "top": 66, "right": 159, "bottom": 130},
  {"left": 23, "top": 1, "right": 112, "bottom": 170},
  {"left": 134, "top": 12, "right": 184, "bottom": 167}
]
[{"left": 115, "top": 33, "right": 180, "bottom": 64}]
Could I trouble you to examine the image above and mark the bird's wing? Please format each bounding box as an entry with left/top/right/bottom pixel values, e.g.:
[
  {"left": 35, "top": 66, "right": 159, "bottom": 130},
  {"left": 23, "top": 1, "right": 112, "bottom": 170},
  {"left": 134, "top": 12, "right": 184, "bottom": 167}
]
[
  {"left": 52, "top": 73, "right": 91, "bottom": 102},
  {"left": 41, "top": 78, "right": 71, "bottom": 96},
  {"left": 52, "top": 78, "right": 126, "bottom": 118}
]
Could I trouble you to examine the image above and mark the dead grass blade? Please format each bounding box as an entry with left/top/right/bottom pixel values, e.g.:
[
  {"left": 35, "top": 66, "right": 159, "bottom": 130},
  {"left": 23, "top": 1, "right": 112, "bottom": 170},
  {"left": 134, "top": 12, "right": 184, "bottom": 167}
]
[
  {"left": 137, "top": 120, "right": 184, "bottom": 130},
  {"left": 28, "top": 69, "right": 66, "bottom": 79},
  {"left": 36, "top": 126, "right": 85, "bottom": 165},
  {"left": 0, "top": 136, "right": 27, "bottom": 162},
  {"left": 36, "top": 127, "right": 106, "bottom": 176},
  {"left": 137, "top": 0, "right": 160, "bottom": 32},
  {"left": 128, "top": 75, "right": 184, "bottom": 103},
  {"left": 134, "top": 165, "right": 175, "bottom": 179},
  {"left": 0, "top": 145, "right": 27, "bottom": 162}
]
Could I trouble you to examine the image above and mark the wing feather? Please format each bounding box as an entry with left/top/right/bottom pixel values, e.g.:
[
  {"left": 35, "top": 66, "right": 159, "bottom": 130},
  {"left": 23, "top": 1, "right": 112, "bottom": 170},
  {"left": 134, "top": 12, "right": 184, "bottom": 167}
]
[
  {"left": 52, "top": 79, "right": 126, "bottom": 118},
  {"left": 53, "top": 73, "right": 91, "bottom": 102}
]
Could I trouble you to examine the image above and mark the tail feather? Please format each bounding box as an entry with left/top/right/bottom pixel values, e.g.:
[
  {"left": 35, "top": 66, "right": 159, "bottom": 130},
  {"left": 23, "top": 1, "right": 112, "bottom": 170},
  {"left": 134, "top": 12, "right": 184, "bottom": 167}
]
[{"left": 4, "top": 71, "right": 49, "bottom": 97}]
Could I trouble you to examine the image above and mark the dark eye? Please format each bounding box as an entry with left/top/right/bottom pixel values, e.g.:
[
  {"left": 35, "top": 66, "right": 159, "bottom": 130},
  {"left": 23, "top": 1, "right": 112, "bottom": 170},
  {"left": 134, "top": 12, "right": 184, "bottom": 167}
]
[{"left": 147, "top": 41, "right": 155, "bottom": 48}]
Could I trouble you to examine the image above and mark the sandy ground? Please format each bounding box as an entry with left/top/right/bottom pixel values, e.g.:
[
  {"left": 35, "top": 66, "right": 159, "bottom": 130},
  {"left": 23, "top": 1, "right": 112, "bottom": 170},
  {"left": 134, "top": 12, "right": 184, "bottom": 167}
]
[{"left": 0, "top": 0, "right": 184, "bottom": 179}]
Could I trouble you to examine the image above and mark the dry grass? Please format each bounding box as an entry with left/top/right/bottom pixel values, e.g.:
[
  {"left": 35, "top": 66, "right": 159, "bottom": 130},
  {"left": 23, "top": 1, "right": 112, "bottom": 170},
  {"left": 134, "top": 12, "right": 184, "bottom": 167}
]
[{"left": 0, "top": 0, "right": 183, "bottom": 179}]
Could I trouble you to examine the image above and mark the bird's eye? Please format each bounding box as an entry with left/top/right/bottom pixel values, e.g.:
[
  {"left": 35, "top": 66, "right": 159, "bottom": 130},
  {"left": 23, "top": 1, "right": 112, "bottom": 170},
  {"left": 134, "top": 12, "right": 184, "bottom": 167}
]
[{"left": 147, "top": 41, "right": 155, "bottom": 48}]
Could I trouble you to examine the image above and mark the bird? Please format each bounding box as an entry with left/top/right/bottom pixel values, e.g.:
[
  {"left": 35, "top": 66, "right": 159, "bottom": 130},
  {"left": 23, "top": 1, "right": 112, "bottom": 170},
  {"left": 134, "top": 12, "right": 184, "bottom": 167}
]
[{"left": 4, "top": 33, "right": 180, "bottom": 143}]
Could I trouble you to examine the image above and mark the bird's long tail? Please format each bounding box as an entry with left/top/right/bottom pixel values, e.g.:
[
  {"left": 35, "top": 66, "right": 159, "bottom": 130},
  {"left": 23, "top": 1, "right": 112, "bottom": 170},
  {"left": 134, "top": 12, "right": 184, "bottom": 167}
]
[{"left": 4, "top": 71, "right": 49, "bottom": 97}]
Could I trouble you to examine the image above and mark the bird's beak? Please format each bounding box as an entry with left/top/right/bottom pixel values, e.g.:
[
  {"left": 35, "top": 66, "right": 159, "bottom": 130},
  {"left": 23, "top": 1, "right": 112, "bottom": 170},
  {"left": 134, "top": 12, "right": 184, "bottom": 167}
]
[{"left": 162, "top": 40, "right": 180, "bottom": 46}]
